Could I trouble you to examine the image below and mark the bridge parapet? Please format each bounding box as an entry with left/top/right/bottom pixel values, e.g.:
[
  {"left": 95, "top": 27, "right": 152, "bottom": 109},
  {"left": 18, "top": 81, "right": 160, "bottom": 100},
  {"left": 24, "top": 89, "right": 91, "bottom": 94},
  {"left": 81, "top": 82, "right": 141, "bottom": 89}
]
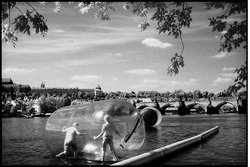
[{"left": 136, "top": 100, "right": 238, "bottom": 113}]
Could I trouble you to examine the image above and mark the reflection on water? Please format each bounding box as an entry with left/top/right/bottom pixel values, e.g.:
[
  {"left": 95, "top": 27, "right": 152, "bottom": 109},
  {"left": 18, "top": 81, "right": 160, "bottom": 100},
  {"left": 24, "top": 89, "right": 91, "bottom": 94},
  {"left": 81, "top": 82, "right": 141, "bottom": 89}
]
[{"left": 2, "top": 114, "right": 246, "bottom": 165}]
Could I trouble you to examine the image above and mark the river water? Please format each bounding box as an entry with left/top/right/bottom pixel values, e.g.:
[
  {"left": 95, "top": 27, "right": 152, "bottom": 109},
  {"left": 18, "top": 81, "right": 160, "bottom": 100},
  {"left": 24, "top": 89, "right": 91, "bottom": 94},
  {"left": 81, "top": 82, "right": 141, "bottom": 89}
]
[{"left": 2, "top": 114, "right": 247, "bottom": 165}]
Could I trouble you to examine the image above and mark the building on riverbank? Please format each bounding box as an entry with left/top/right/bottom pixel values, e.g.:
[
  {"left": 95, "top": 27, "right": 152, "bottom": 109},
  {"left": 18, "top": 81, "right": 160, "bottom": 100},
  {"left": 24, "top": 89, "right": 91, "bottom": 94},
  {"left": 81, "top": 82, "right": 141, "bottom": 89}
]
[
  {"left": 31, "top": 85, "right": 105, "bottom": 100},
  {"left": 2, "top": 78, "right": 31, "bottom": 98}
]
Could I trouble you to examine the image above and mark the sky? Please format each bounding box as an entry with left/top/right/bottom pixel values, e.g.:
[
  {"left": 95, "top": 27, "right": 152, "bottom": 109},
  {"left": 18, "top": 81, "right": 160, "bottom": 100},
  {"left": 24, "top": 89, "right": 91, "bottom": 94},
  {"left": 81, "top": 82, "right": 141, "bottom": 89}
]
[{"left": 2, "top": 2, "right": 246, "bottom": 93}]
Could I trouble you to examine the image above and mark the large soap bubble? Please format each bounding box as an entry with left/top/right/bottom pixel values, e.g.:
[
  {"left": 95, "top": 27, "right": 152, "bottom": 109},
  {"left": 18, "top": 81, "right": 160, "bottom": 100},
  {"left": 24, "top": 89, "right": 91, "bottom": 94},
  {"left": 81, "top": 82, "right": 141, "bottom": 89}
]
[{"left": 45, "top": 99, "right": 145, "bottom": 161}]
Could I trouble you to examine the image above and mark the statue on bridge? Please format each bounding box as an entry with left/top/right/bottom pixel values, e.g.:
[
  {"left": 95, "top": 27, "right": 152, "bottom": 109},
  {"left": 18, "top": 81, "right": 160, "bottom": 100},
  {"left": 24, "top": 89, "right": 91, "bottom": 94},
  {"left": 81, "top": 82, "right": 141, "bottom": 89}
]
[
  {"left": 237, "top": 96, "right": 247, "bottom": 114},
  {"left": 154, "top": 98, "right": 164, "bottom": 115},
  {"left": 177, "top": 97, "right": 189, "bottom": 115},
  {"left": 206, "top": 99, "right": 219, "bottom": 114}
]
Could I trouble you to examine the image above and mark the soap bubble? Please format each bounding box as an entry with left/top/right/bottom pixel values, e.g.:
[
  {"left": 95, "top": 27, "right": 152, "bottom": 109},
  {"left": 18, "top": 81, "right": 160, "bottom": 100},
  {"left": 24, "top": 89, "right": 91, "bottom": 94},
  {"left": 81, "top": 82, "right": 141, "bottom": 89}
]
[{"left": 45, "top": 99, "right": 145, "bottom": 161}]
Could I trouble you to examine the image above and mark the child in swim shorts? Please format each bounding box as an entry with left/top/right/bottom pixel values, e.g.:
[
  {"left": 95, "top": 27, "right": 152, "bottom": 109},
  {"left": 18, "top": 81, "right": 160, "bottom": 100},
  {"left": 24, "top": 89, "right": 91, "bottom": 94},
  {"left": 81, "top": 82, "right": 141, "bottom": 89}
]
[
  {"left": 56, "top": 122, "right": 86, "bottom": 159},
  {"left": 94, "top": 114, "right": 122, "bottom": 161}
]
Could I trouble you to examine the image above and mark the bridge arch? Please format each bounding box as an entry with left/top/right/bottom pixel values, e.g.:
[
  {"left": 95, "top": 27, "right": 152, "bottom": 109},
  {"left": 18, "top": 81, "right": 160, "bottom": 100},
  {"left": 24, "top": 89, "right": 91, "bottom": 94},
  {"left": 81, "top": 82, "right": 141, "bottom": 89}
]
[
  {"left": 137, "top": 104, "right": 148, "bottom": 110},
  {"left": 215, "top": 101, "right": 238, "bottom": 112},
  {"left": 186, "top": 103, "right": 206, "bottom": 113},
  {"left": 161, "top": 103, "right": 175, "bottom": 113}
]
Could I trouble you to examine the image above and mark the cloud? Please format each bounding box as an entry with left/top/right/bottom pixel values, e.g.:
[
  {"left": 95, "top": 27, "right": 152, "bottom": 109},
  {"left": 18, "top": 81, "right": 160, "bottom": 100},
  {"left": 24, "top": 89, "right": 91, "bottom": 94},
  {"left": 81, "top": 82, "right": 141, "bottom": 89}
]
[
  {"left": 130, "top": 78, "right": 198, "bottom": 91},
  {"left": 215, "top": 35, "right": 219, "bottom": 39},
  {"left": 2, "top": 26, "right": 155, "bottom": 56},
  {"left": 4, "top": 37, "right": 133, "bottom": 56},
  {"left": 69, "top": 75, "right": 102, "bottom": 88},
  {"left": 130, "top": 83, "right": 159, "bottom": 90},
  {"left": 50, "top": 29, "right": 65, "bottom": 33},
  {"left": 219, "top": 73, "right": 237, "bottom": 77},
  {"left": 223, "top": 67, "right": 236, "bottom": 71},
  {"left": 221, "top": 30, "right": 227, "bottom": 34},
  {"left": 212, "top": 51, "right": 237, "bottom": 58},
  {"left": 170, "top": 78, "right": 198, "bottom": 86},
  {"left": 192, "top": 7, "right": 223, "bottom": 16},
  {"left": 141, "top": 38, "right": 172, "bottom": 48},
  {"left": 189, "top": 78, "right": 198, "bottom": 82},
  {"left": 70, "top": 75, "right": 102, "bottom": 82},
  {"left": 111, "top": 77, "right": 119, "bottom": 81},
  {"left": 74, "top": 24, "right": 121, "bottom": 33},
  {"left": 184, "top": 36, "right": 219, "bottom": 42},
  {"left": 212, "top": 52, "right": 228, "bottom": 58},
  {"left": 3, "top": 67, "right": 37, "bottom": 74},
  {"left": 129, "top": 78, "right": 165, "bottom": 90},
  {"left": 222, "top": 17, "right": 245, "bottom": 23},
  {"left": 182, "top": 22, "right": 210, "bottom": 34},
  {"left": 56, "top": 54, "right": 129, "bottom": 67},
  {"left": 212, "top": 77, "right": 232, "bottom": 85},
  {"left": 68, "top": 82, "right": 96, "bottom": 89},
  {"left": 124, "top": 69, "right": 157, "bottom": 75},
  {"left": 142, "top": 79, "right": 165, "bottom": 85},
  {"left": 115, "top": 53, "right": 122, "bottom": 57},
  {"left": 142, "top": 78, "right": 198, "bottom": 86}
]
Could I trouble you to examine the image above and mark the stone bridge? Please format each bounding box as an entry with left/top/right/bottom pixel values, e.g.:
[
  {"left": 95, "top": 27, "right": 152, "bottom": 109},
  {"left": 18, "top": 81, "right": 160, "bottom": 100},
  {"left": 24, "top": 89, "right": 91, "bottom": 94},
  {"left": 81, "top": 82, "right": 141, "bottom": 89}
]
[{"left": 136, "top": 100, "right": 238, "bottom": 113}]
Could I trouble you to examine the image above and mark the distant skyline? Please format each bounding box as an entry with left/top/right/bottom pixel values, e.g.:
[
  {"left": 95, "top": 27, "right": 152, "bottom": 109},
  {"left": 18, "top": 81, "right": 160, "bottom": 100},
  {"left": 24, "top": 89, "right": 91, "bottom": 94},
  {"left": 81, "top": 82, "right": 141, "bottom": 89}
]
[{"left": 2, "top": 2, "right": 246, "bottom": 93}]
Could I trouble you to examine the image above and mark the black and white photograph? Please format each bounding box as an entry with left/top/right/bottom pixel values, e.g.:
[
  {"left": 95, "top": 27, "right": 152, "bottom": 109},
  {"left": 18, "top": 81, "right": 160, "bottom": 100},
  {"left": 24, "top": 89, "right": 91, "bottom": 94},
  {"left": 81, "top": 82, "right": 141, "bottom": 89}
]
[{"left": 2, "top": 1, "right": 247, "bottom": 166}]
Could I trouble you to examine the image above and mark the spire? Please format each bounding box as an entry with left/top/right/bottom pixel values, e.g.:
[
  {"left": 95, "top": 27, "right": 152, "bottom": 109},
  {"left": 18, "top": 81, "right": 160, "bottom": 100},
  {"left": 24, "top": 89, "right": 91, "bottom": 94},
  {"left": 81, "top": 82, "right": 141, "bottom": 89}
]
[
  {"left": 41, "top": 82, "right": 45, "bottom": 88},
  {"left": 95, "top": 85, "right": 101, "bottom": 90}
]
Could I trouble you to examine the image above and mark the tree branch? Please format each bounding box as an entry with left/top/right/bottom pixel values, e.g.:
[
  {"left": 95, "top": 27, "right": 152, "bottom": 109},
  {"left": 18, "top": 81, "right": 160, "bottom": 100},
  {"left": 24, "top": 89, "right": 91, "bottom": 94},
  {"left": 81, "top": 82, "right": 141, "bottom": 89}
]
[
  {"left": 179, "top": 2, "right": 185, "bottom": 55},
  {"left": 164, "top": 2, "right": 175, "bottom": 9},
  {"left": 223, "top": 3, "right": 231, "bottom": 16},
  {"left": 105, "top": 2, "right": 108, "bottom": 11},
  {"left": 14, "top": 6, "right": 24, "bottom": 15},
  {"left": 26, "top": 2, "right": 39, "bottom": 14},
  {"left": 8, "top": 2, "right": 11, "bottom": 26},
  {"left": 179, "top": 33, "right": 184, "bottom": 55}
]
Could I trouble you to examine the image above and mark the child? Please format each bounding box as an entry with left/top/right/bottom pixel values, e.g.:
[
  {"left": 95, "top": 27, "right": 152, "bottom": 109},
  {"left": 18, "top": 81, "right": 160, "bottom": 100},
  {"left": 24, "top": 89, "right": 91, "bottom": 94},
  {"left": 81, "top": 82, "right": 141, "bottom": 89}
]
[
  {"left": 56, "top": 122, "right": 86, "bottom": 159},
  {"left": 94, "top": 114, "right": 122, "bottom": 161}
]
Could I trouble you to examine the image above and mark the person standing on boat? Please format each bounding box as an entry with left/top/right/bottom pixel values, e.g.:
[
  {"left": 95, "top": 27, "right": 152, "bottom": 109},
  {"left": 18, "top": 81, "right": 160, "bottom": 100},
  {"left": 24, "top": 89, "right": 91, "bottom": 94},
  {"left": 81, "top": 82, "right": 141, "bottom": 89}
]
[
  {"left": 93, "top": 114, "right": 122, "bottom": 161},
  {"left": 56, "top": 122, "right": 87, "bottom": 159}
]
